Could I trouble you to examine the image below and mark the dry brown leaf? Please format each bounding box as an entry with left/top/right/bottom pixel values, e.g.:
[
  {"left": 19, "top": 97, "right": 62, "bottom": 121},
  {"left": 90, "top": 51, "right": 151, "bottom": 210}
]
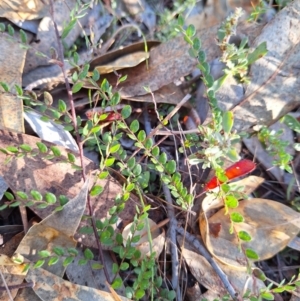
[
  {"left": 200, "top": 195, "right": 300, "bottom": 269},
  {"left": 182, "top": 246, "right": 265, "bottom": 297},
  {"left": 26, "top": 267, "right": 130, "bottom": 301},
  {"left": 232, "top": 0, "right": 300, "bottom": 132},
  {"left": 0, "top": 0, "right": 49, "bottom": 22},
  {"left": 0, "top": 130, "right": 137, "bottom": 250},
  {"left": 124, "top": 83, "right": 190, "bottom": 107},
  {"left": 93, "top": 51, "right": 150, "bottom": 74},
  {"left": 0, "top": 34, "right": 26, "bottom": 133}
]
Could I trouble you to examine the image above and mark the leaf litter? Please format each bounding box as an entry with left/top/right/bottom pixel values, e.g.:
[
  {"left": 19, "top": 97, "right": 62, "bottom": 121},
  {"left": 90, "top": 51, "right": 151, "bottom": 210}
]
[{"left": 1, "top": 0, "right": 300, "bottom": 300}]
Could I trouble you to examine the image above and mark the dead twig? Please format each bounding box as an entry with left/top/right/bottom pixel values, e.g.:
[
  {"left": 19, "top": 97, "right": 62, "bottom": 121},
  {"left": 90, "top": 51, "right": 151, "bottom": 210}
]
[
  {"left": 162, "top": 183, "right": 182, "bottom": 301},
  {"left": 48, "top": 0, "right": 110, "bottom": 283},
  {"left": 176, "top": 227, "right": 239, "bottom": 301}
]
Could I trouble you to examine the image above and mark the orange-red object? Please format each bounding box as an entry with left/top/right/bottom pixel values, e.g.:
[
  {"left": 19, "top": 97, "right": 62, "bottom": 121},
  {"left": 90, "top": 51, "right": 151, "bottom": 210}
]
[{"left": 204, "top": 159, "right": 256, "bottom": 191}]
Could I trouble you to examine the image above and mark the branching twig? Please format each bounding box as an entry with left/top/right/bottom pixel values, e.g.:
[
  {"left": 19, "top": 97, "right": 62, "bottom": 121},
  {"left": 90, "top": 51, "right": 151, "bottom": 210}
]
[
  {"left": 176, "top": 227, "right": 239, "bottom": 301},
  {"left": 48, "top": 0, "right": 110, "bottom": 283},
  {"left": 162, "top": 183, "right": 182, "bottom": 301}
]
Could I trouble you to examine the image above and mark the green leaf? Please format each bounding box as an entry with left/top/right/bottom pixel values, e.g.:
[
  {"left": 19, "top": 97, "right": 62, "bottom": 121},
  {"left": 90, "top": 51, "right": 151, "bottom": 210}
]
[
  {"left": 72, "top": 82, "right": 84, "bottom": 93},
  {"left": 4, "top": 192, "right": 14, "bottom": 201},
  {"left": 7, "top": 24, "right": 14, "bottom": 36},
  {"left": 135, "top": 289, "right": 145, "bottom": 300},
  {"left": 105, "top": 157, "right": 115, "bottom": 167},
  {"left": 260, "top": 292, "right": 274, "bottom": 300},
  {"left": 121, "top": 105, "right": 132, "bottom": 119},
  {"left": 126, "top": 183, "right": 135, "bottom": 192},
  {"left": 222, "top": 111, "right": 234, "bottom": 133},
  {"left": 92, "top": 69, "right": 100, "bottom": 81},
  {"left": 78, "top": 64, "right": 90, "bottom": 80},
  {"left": 30, "top": 190, "right": 43, "bottom": 201},
  {"left": 137, "top": 130, "right": 146, "bottom": 142},
  {"left": 111, "top": 278, "right": 122, "bottom": 289},
  {"left": 67, "top": 153, "right": 76, "bottom": 163},
  {"left": 48, "top": 256, "right": 59, "bottom": 266},
  {"left": 130, "top": 120, "right": 139, "bottom": 133},
  {"left": 79, "top": 226, "right": 94, "bottom": 235},
  {"left": 91, "top": 263, "right": 103, "bottom": 269},
  {"left": 120, "top": 262, "right": 129, "bottom": 271},
  {"left": 230, "top": 212, "right": 244, "bottom": 223},
  {"left": 10, "top": 201, "right": 21, "bottom": 207},
  {"left": 98, "top": 171, "right": 109, "bottom": 179},
  {"left": 90, "top": 125, "right": 101, "bottom": 134},
  {"left": 247, "top": 42, "right": 268, "bottom": 66},
  {"left": 38, "top": 250, "right": 51, "bottom": 258},
  {"left": 158, "top": 153, "right": 167, "bottom": 164},
  {"left": 61, "top": 19, "right": 77, "bottom": 39},
  {"left": 245, "top": 248, "right": 259, "bottom": 260},
  {"left": 109, "top": 143, "right": 120, "bottom": 153},
  {"left": 0, "top": 23, "right": 6, "bottom": 32},
  {"left": 36, "top": 142, "right": 48, "bottom": 153},
  {"left": 20, "top": 29, "right": 28, "bottom": 43},
  {"left": 44, "top": 192, "right": 56, "bottom": 204},
  {"left": 63, "top": 256, "right": 74, "bottom": 267},
  {"left": 14, "top": 84, "right": 23, "bottom": 96},
  {"left": 58, "top": 99, "right": 67, "bottom": 113},
  {"left": 132, "top": 164, "right": 142, "bottom": 176},
  {"left": 37, "top": 203, "right": 49, "bottom": 209},
  {"left": 119, "top": 75, "right": 127, "bottom": 83},
  {"left": 67, "top": 247, "right": 78, "bottom": 256},
  {"left": 127, "top": 157, "right": 136, "bottom": 169},
  {"left": 6, "top": 146, "right": 18, "bottom": 153},
  {"left": 16, "top": 191, "right": 28, "bottom": 200},
  {"left": 111, "top": 92, "right": 121, "bottom": 105},
  {"left": 78, "top": 259, "right": 88, "bottom": 266},
  {"left": 19, "top": 144, "right": 32, "bottom": 152},
  {"left": 90, "top": 185, "right": 104, "bottom": 197},
  {"left": 152, "top": 146, "right": 160, "bottom": 156},
  {"left": 0, "top": 81, "right": 9, "bottom": 92},
  {"left": 238, "top": 230, "right": 252, "bottom": 241},
  {"left": 186, "top": 24, "right": 196, "bottom": 37},
  {"left": 166, "top": 160, "right": 176, "bottom": 174},
  {"left": 50, "top": 146, "right": 61, "bottom": 157},
  {"left": 282, "top": 114, "right": 300, "bottom": 133},
  {"left": 84, "top": 248, "right": 94, "bottom": 260},
  {"left": 34, "top": 259, "right": 45, "bottom": 268},
  {"left": 0, "top": 204, "right": 8, "bottom": 210},
  {"left": 53, "top": 246, "right": 65, "bottom": 256},
  {"left": 225, "top": 195, "right": 238, "bottom": 209}
]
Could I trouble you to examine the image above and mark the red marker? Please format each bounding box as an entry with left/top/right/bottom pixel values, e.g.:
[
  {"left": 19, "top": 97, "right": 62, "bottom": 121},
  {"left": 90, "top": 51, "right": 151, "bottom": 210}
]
[{"left": 204, "top": 159, "right": 256, "bottom": 191}]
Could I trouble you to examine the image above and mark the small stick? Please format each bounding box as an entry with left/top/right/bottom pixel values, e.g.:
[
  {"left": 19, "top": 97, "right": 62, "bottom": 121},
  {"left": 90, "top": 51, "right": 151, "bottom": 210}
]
[
  {"left": 176, "top": 227, "right": 239, "bottom": 301},
  {"left": 162, "top": 184, "right": 182, "bottom": 301}
]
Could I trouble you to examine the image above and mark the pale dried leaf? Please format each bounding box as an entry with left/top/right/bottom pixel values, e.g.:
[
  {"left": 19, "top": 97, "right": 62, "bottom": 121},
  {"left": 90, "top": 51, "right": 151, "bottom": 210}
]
[
  {"left": 0, "top": 0, "right": 49, "bottom": 21},
  {"left": 182, "top": 247, "right": 265, "bottom": 295},
  {"left": 94, "top": 51, "right": 150, "bottom": 74},
  {"left": 202, "top": 198, "right": 300, "bottom": 268},
  {"left": 26, "top": 267, "right": 130, "bottom": 301}
]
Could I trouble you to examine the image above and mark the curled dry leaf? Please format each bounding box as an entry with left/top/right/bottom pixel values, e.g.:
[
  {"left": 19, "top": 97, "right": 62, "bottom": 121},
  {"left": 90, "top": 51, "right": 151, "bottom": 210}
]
[
  {"left": 26, "top": 267, "right": 130, "bottom": 301},
  {"left": 93, "top": 51, "right": 150, "bottom": 74},
  {"left": 122, "top": 218, "right": 165, "bottom": 259},
  {"left": 200, "top": 176, "right": 300, "bottom": 269},
  {"left": 181, "top": 245, "right": 265, "bottom": 298}
]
